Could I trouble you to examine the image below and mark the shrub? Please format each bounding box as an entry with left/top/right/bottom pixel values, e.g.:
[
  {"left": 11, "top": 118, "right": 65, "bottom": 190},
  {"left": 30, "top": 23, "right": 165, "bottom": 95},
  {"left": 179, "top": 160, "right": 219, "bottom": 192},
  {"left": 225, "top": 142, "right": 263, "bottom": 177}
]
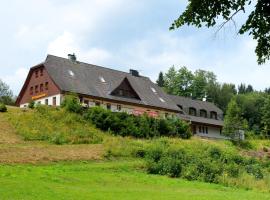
[
  {"left": 0, "top": 103, "right": 7, "bottom": 112},
  {"left": 245, "top": 164, "right": 264, "bottom": 179},
  {"left": 28, "top": 100, "right": 35, "bottom": 109},
  {"left": 83, "top": 107, "right": 192, "bottom": 139},
  {"left": 61, "top": 94, "right": 82, "bottom": 113}
]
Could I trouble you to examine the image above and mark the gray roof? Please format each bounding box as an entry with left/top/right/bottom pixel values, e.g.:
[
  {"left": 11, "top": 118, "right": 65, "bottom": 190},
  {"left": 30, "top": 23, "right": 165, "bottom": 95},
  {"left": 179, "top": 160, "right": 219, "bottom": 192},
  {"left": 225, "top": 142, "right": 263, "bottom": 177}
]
[
  {"left": 169, "top": 95, "right": 224, "bottom": 126},
  {"left": 169, "top": 95, "right": 223, "bottom": 115},
  {"left": 43, "top": 55, "right": 180, "bottom": 112}
]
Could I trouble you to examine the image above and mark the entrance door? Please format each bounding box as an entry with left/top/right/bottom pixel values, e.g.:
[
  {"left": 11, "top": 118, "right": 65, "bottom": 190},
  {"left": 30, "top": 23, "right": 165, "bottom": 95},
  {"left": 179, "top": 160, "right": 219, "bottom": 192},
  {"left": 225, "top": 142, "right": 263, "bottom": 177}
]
[
  {"left": 53, "top": 97, "right": 57, "bottom": 106},
  {"left": 192, "top": 125, "right": 196, "bottom": 134}
]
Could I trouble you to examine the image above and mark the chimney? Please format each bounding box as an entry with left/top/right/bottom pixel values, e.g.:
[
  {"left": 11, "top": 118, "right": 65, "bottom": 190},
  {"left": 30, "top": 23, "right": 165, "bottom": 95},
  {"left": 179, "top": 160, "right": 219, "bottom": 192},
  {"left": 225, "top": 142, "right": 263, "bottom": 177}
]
[
  {"left": 68, "top": 53, "right": 77, "bottom": 62},
  {"left": 129, "top": 69, "right": 139, "bottom": 77}
]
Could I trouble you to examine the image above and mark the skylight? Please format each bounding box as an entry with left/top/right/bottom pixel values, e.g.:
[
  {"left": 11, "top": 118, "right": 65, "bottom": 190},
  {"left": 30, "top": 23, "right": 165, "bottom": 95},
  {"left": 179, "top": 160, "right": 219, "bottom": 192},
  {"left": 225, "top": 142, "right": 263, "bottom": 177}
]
[
  {"left": 159, "top": 97, "right": 165, "bottom": 103},
  {"left": 99, "top": 76, "right": 106, "bottom": 83},
  {"left": 151, "top": 87, "right": 157, "bottom": 93},
  {"left": 68, "top": 70, "right": 74, "bottom": 77}
]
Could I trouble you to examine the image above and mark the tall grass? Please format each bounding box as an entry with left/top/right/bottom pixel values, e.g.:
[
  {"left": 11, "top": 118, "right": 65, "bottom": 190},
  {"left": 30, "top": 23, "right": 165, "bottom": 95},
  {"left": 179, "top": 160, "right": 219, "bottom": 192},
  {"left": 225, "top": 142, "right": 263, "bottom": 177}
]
[
  {"left": 104, "top": 136, "right": 270, "bottom": 192},
  {"left": 5, "top": 105, "right": 103, "bottom": 144}
]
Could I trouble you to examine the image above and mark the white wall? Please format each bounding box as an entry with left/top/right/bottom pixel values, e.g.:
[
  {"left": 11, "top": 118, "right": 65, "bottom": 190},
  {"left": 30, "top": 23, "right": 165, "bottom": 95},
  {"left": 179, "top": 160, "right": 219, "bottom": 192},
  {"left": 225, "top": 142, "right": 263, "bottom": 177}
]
[
  {"left": 196, "top": 125, "right": 227, "bottom": 139},
  {"left": 19, "top": 94, "right": 62, "bottom": 108}
]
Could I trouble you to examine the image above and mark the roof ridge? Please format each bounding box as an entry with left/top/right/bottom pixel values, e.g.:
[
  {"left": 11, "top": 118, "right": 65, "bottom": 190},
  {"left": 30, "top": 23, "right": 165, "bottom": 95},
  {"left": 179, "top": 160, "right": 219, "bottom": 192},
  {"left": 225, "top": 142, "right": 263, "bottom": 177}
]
[{"left": 46, "top": 54, "right": 149, "bottom": 79}]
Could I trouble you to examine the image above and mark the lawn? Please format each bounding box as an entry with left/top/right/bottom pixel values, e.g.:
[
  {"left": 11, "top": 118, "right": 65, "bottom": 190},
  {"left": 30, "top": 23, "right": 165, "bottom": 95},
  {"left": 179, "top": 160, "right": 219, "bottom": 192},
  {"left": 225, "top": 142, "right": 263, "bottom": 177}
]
[{"left": 0, "top": 160, "right": 269, "bottom": 200}]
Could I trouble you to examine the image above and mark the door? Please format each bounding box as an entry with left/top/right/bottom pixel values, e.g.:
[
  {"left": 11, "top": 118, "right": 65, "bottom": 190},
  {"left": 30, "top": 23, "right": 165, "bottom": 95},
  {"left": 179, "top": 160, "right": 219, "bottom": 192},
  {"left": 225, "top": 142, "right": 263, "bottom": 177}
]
[
  {"left": 53, "top": 97, "right": 56, "bottom": 106},
  {"left": 192, "top": 125, "right": 196, "bottom": 135}
]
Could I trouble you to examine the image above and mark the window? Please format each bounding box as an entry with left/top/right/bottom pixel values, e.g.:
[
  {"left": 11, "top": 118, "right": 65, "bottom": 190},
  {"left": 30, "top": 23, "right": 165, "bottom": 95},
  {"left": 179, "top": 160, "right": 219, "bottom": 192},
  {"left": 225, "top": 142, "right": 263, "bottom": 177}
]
[
  {"left": 45, "top": 99, "right": 48, "bottom": 105},
  {"left": 210, "top": 111, "right": 218, "bottom": 120},
  {"left": 199, "top": 126, "right": 202, "bottom": 133},
  {"left": 205, "top": 127, "right": 208, "bottom": 134},
  {"left": 202, "top": 126, "right": 205, "bottom": 133},
  {"left": 40, "top": 68, "right": 43, "bottom": 76},
  {"left": 45, "top": 82, "right": 49, "bottom": 90},
  {"left": 53, "top": 97, "right": 56, "bottom": 106},
  {"left": 117, "top": 104, "right": 121, "bottom": 111},
  {"left": 159, "top": 97, "right": 165, "bottom": 103},
  {"left": 68, "top": 70, "right": 74, "bottom": 77},
  {"left": 35, "top": 85, "right": 39, "bottom": 93},
  {"left": 200, "top": 109, "right": 207, "bottom": 118},
  {"left": 30, "top": 87, "right": 33, "bottom": 95},
  {"left": 165, "top": 113, "right": 169, "bottom": 118},
  {"left": 106, "top": 103, "right": 111, "bottom": 110},
  {"left": 151, "top": 87, "right": 157, "bottom": 93},
  {"left": 99, "top": 76, "right": 105, "bottom": 83},
  {"left": 119, "top": 89, "right": 124, "bottom": 96},
  {"left": 35, "top": 70, "right": 38, "bottom": 78},
  {"left": 84, "top": 100, "right": 89, "bottom": 107},
  {"left": 40, "top": 84, "right": 44, "bottom": 92},
  {"left": 95, "top": 101, "right": 100, "bottom": 106},
  {"left": 189, "top": 107, "right": 197, "bottom": 116}
]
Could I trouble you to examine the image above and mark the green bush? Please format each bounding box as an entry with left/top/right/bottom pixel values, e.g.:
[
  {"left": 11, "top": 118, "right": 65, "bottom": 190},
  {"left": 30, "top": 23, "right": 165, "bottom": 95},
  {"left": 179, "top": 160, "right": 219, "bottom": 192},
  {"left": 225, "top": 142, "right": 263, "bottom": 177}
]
[
  {"left": 61, "top": 94, "right": 82, "bottom": 113},
  {"left": 83, "top": 107, "right": 192, "bottom": 139},
  {"left": 28, "top": 100, "right": 35, "bottom": 109},
  {"left": 0, "top": 103, "right": 7, "bottom": 112}
]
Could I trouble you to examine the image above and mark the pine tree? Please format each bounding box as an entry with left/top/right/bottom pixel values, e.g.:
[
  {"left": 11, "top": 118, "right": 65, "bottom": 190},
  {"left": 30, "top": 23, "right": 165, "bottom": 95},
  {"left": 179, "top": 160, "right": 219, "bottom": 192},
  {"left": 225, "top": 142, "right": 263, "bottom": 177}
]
[{"left": 156, "top": 72, "right": 165, "bottom": 87}]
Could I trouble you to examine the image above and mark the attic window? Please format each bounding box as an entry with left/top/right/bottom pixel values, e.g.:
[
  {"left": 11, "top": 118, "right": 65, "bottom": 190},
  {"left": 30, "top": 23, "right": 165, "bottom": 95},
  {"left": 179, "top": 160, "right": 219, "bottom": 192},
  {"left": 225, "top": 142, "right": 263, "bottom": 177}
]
[
  {"left": 99, "top": 76, "right": 106, "bottom": 83},
  {"left": 151, "top": 87, "right": 157, "bottom": 93},
  {"left": 159, "top": 97, "right": 165, "bottom": 103},
  {"left": 68, "top": 70, "right": 74, "bottom": 77}
]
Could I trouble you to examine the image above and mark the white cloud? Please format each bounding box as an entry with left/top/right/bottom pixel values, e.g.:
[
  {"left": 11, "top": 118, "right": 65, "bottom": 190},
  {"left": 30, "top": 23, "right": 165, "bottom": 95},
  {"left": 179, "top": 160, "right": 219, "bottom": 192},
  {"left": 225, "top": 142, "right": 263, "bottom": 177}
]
[
  {"left": 47, "top": 31, "right": 112, "bottom": 64},
  {"left": 2, "top": 68, "right": 29, "bottom": 95}
]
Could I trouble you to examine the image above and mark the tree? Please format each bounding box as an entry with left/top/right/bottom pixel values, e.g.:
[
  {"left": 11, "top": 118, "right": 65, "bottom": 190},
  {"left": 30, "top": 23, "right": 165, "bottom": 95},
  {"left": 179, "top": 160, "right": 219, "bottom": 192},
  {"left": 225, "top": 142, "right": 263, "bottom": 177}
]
[
  {"left": 192, "top": 70, "right": 217, "bottom": 100},
  {"left": 238, "top": 83, "right": 247, "bottom": 94},
  {"left": 0, "top": 79, "right": 14, "bottom": 105},
  {"left": 246, "top": 84, "right": 254, "bottom": 93},
  {"left": 215, "top": 83, "right": 237, "bottom": 112},
  {"left": 164, "top": 66, "right": 194, "bottom": 97},
  {"left": 261, "top": 96, "right": 270, "bottom": 138},
  {"left": 170, "top": 0, "right": 270, "bottom": 64},
  {"left": 234, "top": 92, "right": 265, "bottom": 135},
  {"left": 223, "top": 98, "right": 248, "bottom": 140},
  {"left": 156, "top": 72, "right": 165, "bottom": 87}
]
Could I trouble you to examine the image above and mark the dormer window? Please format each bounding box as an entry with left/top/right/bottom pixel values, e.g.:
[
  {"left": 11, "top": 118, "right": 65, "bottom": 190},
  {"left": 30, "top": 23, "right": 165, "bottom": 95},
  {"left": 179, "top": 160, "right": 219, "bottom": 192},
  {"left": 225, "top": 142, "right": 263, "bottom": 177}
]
[
  {"left": 151, "top": 87, "right": 157, "bottom": 93},
  {"left": 189, "top": 107, "right": 197, "bottom": 116},
  {"left": 159, "top": 97, "right": 165, "bottom": 103},
  {"left": 210, "top": 111, "right": 218, "bottom": 120},
  {"left": 200, "top": 109, "right": 207, "bottom": 118},
  {"left": 99, "top": 76, "right": 105, "bottom": 83},
  {"left": 68, "top": 70, "right": 74, "bottom": 77}
]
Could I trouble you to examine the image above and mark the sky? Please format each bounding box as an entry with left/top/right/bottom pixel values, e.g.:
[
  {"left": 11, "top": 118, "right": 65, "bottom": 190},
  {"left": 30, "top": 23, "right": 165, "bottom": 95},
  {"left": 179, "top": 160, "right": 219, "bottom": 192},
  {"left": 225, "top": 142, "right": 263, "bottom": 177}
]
[{"left": 1, "top": 0, "right": 270, "bottom": 95}]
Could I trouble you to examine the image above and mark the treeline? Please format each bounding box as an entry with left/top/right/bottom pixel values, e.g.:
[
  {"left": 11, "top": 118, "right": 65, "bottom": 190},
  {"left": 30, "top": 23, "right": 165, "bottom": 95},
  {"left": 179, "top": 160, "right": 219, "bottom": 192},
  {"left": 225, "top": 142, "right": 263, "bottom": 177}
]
[
  {"left": 157, "top": 66, "right": 270, "bottom": 138},
  {"left": 0, "top": 79, "right": 15, "bottom": 105}
]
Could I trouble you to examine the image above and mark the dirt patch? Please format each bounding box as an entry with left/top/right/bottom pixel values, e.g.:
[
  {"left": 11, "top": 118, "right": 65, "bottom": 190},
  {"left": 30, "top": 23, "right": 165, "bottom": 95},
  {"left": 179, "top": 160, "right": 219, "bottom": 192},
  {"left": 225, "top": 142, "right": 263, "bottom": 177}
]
[{"left": 0, "top": 144, "right": 104, "bottom": 164}]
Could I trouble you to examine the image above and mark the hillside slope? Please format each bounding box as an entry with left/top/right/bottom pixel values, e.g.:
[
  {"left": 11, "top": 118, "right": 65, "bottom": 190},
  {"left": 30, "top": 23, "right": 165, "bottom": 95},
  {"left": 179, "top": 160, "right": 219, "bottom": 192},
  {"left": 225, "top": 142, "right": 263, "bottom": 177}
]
[{"left": 0, "top": 107, "right": 103, "bottom": 163}]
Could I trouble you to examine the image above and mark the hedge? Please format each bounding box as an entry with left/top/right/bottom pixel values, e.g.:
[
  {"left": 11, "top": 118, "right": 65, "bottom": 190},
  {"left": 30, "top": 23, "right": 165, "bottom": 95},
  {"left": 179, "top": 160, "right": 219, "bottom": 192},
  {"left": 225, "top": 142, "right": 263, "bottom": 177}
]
[{"left": 83, "top": 107, "right": 192, "bottom": 139}]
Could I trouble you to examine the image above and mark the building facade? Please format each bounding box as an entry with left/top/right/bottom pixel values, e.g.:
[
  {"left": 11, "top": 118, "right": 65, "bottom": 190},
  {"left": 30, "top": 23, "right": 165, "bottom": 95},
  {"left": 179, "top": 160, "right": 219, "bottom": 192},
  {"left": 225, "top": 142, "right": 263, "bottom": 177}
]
[{"left": 16, "top": 54, "right": 224, "bottom": 138}]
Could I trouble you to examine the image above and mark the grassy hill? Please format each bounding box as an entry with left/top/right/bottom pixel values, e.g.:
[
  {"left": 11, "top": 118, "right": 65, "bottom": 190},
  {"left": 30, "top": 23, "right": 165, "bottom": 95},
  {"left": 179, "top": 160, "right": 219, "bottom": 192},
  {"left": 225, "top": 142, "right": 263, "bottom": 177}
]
[{"left": 0, "top": 106, "right": 270, "bottom": 199}]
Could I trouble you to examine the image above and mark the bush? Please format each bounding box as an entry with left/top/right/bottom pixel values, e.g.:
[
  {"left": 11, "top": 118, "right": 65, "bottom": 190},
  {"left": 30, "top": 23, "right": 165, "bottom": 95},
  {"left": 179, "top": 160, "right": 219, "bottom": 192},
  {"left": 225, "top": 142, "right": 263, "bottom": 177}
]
[
  {"left": 61, "top": 94, "right": 82, "bottom": 113},
  {"left": 0, "top": 103, "right": 7, "bottom": 112},
  {"left": 83, "top": 107, "right": 192, "bottom": 139},
  {"left": 28, "top": 100, "right": 35, "bottom": 109}
]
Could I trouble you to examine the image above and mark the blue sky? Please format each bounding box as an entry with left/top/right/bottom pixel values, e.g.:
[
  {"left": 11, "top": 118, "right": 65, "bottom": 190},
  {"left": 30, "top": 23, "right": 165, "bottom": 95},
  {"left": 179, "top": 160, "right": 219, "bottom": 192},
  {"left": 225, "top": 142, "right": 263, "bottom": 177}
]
[{"left": 1, "top": 0, "right": 270, "bottom": 95}]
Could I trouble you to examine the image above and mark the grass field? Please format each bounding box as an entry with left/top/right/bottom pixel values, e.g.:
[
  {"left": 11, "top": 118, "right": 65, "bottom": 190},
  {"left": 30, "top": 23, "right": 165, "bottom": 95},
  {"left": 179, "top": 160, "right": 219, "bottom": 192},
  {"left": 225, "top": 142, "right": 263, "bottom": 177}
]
[
  {"left": 1, "top": 160, "right": 270, "bottom": 200},
  {"left": 0, "top": 107, "right": 270, "bottom": 199}
]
